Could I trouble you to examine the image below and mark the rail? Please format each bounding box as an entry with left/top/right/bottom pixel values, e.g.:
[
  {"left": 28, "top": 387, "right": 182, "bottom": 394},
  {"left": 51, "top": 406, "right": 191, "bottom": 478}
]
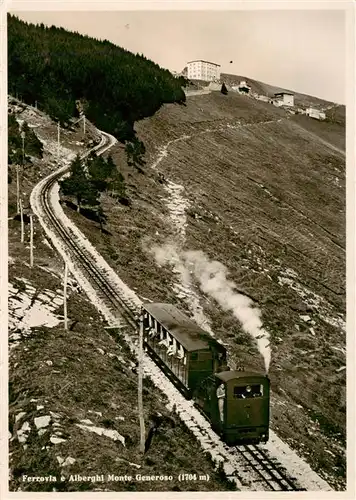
[{"left": 30, "top": 127, "right": 308, "bottom": 492}]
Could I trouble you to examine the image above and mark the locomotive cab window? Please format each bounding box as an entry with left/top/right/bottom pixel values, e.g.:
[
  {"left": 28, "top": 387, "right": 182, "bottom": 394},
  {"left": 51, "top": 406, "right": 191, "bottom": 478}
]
[{"left": 234, "top": 384, "right": 263, "bottom": 398}]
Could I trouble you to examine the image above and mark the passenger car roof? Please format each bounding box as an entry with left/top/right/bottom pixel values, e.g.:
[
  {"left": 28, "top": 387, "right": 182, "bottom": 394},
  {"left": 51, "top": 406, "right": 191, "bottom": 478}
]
[
  {"left": 215, "top": 370, "right": 267, "bottom": 382},
  {"left": 143, "top": 302, "right": 226, "bottom": 353}
]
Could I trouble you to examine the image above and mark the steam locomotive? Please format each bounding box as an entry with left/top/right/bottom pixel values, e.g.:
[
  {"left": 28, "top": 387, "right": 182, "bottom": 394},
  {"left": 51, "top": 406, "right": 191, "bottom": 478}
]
[{"left": 141, "top": 302, "right": 270, "bottom": 445}]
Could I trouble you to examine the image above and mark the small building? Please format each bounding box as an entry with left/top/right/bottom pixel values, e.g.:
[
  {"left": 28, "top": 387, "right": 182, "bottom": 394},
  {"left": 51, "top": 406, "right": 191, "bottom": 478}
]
[
  {"left": 238, "top": 80, "right": 251, "bottom": 94},
  {"left": 274, "top": 92, "right": 294, "bottom": 107},
  {"left": 187, "top": 59, "right": 221, "bottom": 82},
  {"left": 306, "top": 108, "right": 326, "bottom": 120},
  {"left": 231, "top": 80, "right": 251, "bottom": 94},
  {"left": 256, "top": 95, "right": 269, "bottom": 102}
]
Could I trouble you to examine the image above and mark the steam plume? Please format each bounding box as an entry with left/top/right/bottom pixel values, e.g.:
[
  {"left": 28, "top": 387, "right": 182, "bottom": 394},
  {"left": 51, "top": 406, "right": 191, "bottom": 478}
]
[{"left": 150, "top": 243, "right": 271, "bottom": 372}]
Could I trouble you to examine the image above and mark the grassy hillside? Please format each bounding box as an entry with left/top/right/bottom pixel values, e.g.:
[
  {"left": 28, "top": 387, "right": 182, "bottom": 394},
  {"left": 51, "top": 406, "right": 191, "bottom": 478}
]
[
  {"left": 7, "top": 102, "right": 235, "bottom": 493},
  {"left": 62, "top": 91, "right": 346, "bottom": 489},
  {"left": 8, "top": 15, "right": 185, "bottom": 140},
  {"left": 8, "top": 242, "right": 235, "bottom": 493},
  {"left": 325, "top": 105, "right": 346, "bottom": 127}
]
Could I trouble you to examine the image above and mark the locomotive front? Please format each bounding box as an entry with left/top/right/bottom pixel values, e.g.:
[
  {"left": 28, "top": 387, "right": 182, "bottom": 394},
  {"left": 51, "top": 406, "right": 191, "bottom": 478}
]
[
  {"left": 214, "top": 370, "right": 270, "bottom": 445},
  {"left": 141, "top": 302, "right": 270, "bottom": 446}
]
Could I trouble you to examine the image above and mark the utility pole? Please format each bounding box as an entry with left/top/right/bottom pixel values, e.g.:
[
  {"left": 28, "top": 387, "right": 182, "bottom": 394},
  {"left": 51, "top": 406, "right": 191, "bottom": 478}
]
[
  {"left": 29, "top": 213, "right": 34, "bottom": 267},
  {"left": 83, "top": 114, "right": 86, "bottom": 135},
  {"left": 57, "top": 121, "right": 60, "bottom": 161},
  {"left": 63, "top": 261, "right": 68, "bottom": 331},
  {"left": 16, "top": 164, "right": 20, "bottom": 213},
  {"left": 138, "top": 311, "right": 145, "bottom": 453},
  {"left": 21, "top": 130, "right": 25, "bottom": 165},
  {"left": 19, "top": 198, "right": 24, "bottom": 243}
]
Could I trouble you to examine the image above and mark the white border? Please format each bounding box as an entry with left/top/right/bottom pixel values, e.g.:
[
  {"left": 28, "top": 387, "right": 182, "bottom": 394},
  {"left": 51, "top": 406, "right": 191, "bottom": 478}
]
[{"left": 1, "top": 2, "right": 355, "bottom": 500}]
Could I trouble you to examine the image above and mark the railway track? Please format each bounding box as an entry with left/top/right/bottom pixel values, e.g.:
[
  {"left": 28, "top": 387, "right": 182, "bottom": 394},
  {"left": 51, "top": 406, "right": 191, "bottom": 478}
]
[
  {"left": 33, "top": 131, "right": 140, "bottom": 329},
  {"left": 30, "top": 127, "right": 306, "bottom": 492},
  {"left": 234, "top": 444, "right": 306, "bottom": 491}
]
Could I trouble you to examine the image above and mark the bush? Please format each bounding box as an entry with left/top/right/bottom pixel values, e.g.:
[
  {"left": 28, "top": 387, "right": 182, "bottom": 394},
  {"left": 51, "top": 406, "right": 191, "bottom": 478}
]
[{"left": 125, "top": 137, "right": 146, "bottom": 170}]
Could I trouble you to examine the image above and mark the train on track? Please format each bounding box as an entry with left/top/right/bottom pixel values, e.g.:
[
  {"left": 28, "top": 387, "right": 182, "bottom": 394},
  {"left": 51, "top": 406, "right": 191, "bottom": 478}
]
[{"left": 141, "top": 302, "right": 270, "bottom": 445}]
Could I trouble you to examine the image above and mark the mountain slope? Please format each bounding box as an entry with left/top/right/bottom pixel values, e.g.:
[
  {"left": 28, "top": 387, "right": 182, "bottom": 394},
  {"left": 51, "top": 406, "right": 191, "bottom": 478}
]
[
  {"left": 62, "top": 91, "right": 346, "bottom": 489},
  {"left": 8, "top": 15, "right": 186, "bottom": 140},
  {"left": 7, "top": 100, "right": 236, "bottom": 493},
  {"left": 220, "top": 73, "right": 342, "bottom": 109}
]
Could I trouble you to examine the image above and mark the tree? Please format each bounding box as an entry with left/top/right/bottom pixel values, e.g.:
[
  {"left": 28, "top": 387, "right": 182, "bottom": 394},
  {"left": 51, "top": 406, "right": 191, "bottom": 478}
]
[
  {"left": 125, "top": 137, "right": 146, "bottom": 170},
  {"left": 87, "top": 154, "right": 108, "bottom": 191},
  {"left": 21, "top": 121, "right": 43, "bottom": 158},
  {"left": 221, "top": 82, "right": 228, "bottom": 95},
  {"left": 96, "top": 205, "right": 107, "bottom": 232},
  {"left": 60, "top": 154, "right": 96, "bottom": 212},
  {"left": 109, "top": 172, "right": 126, "bottom": 200},
  {"left": 83, "top": 179, "right": 100, "bottom": 206},
  {"left": 106, "top": 155, "right": 116, "bottom": 177}
]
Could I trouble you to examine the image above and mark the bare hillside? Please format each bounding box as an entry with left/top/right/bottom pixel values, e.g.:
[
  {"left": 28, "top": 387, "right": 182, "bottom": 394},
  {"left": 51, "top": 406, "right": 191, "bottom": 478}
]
[{"left": 62, "top": 92, "right": 346, "bottom": 489}]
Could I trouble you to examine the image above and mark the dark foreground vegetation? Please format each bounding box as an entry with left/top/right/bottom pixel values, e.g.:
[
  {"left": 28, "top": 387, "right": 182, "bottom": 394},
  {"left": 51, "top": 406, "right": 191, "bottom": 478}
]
[
  {"left": 59, "top": 152, "right": 128, "bottom": 223},
  {"left": 8, "top": 15, "right": 186, "bottom": 141}
]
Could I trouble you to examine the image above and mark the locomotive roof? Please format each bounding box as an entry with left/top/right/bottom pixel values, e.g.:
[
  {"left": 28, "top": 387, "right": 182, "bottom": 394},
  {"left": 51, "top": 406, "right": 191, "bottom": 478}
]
[
  {"left": 143, "top": 302, "right": 226, "bottom": 353},
  {"left": 216, "top": 370, "right": 267, "bottom": 382}
]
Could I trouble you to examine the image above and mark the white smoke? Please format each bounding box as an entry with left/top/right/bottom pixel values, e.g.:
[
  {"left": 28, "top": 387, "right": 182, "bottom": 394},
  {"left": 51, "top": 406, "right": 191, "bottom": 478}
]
[
  {"left": 151, "top": 242, "right": 213, "bottom": 334},
  {"left": 150, "top": 243, "right": 271, "bottom": 373},
  {"left": 182, "top": 250, "right": 271, "bottom": 372},
  {"left": 151, "top": 241, "right": 180, "bottom": 267}
]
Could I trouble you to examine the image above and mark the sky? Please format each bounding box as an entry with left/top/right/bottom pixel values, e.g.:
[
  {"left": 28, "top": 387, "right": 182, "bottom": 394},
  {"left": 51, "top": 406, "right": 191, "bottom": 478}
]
[{"left": 12, "top": 9, "right": 346, "bottom": 104}]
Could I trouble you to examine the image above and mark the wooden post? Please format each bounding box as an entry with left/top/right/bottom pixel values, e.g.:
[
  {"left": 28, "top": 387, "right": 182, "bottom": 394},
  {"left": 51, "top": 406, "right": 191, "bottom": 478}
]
[
  {"left": 63, "top": 262, "right": 68, "bottom": 331},
  {"left": 19, "top": 198, "right": 24, "bottom": 243},
  {"left": 57, "top": 121, "right": 60, "bottom": 161},
  {"left": 21, "top": 135, "right": 25, "bottom": 165},
  {"left": 16, "top": 165, "right": 20, "bottom": 213},
  {"left": 83, "top": 115, "right": 86, "bottom": 135},
  {"left": 138, "top": 311, "right": 145, "bottom": 453},
  {"left": 29, "top": 214, "right": 34, "bottom": 267}
]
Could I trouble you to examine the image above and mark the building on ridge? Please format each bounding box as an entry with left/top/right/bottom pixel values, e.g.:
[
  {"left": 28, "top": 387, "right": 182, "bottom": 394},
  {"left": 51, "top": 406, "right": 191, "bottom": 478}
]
[
  {"left": 187, "top": 60, "right": 221, "bottom": 82},
  {"left": 306, "top": 107, "right": 326, "bottom": 120},
  {"left": 273, "top": 92, "right": 295, "bottom": 107}
]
